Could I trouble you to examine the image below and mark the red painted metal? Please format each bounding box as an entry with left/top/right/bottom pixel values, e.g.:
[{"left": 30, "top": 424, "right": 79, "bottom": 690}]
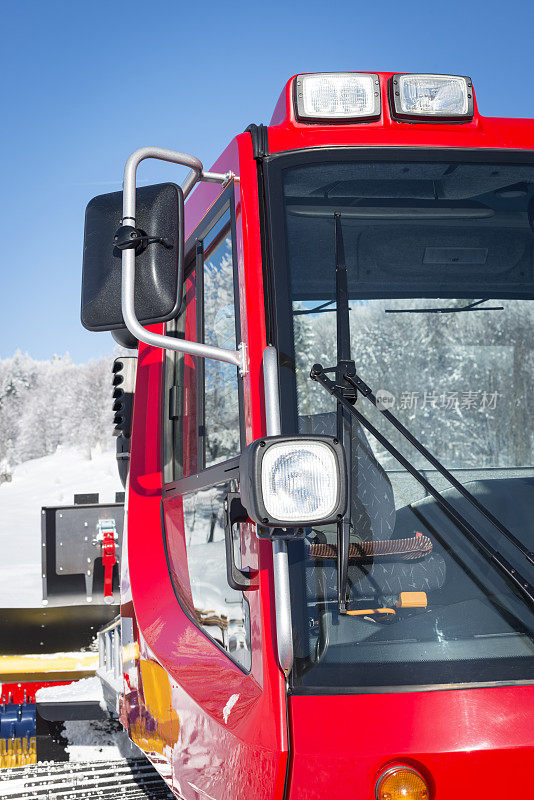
[
  {"left": 268, "top": 72, "right": 534, "bottom": 155},
  {"left": 288, "top": 688, "right": 534, "bottom": 799},
  {"left": 121, "top": 72, "right": 534, "bottom": 799},
  {"left": 125, "top": 135, "right": 287, "bottom": 800},
  {"left": 101, "top": 528, "right": 118, "bottom": 602},
  {"left": 1, "top": 681, "right": 71, "bottom": 705}
]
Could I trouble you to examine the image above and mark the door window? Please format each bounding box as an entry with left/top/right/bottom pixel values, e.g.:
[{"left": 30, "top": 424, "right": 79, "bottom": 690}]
[
  {"left": 182, "top": 482, "right": 251, "bottom": 670},
  {"left": 163, "top": 196, "right": 250, "bottom": 670},
  {"left": 202, "top": 216, "right": 241, "bottom": 467}
]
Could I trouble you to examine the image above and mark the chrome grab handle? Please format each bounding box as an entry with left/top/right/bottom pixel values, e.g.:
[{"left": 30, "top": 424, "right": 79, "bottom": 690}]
[{"left": 120, "top": 147, "right": 247, "bottom": 374}]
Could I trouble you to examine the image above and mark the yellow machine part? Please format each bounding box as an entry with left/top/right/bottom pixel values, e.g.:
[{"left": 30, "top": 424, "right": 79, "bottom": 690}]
[
  {"left": 130, "top": 659, "right": 180, "bottom": 756},
  {"left": 0, "top": 652, "right": 98, "bottom": 682},
  {"left": 0, "top": 737, "right": 36, "bottom": 769}
]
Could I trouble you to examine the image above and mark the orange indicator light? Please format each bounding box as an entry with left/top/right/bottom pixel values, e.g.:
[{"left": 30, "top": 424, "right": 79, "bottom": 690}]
[{"left": 376, "top": 765, "right": 429, "bottom": 800}]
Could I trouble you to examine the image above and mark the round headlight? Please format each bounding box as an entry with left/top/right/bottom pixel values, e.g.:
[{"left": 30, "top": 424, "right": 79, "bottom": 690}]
[{"left": 376, "top": 765, "right": 429, "bottom": 800}]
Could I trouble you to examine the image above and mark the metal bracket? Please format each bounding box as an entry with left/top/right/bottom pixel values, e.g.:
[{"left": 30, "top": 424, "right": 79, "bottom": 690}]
[
  {"left": 263, "top": 346, "right": 294, "bottom": 676},
  {"left": 113, "top": 225, "right": 173, "bottom": 253},
  {"left": 224, "top": 493, "right": 252, "bottom": 592},
  {"left": 120, "top": 147, "right": 248, "bottom": 374},
  {"left": 96, "top": 520, "right": 118, "bottom": 605}
]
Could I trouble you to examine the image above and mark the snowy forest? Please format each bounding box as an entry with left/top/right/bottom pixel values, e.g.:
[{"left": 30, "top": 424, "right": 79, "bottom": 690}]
[
  {"left": 0, "top": 352, "right": 116, "bottom": 479},
  {"left": 294, "top": 298, "right": 534, "bottom": 471},
  {"left": 1, "top": 295, "right": 532, "bottom": 484}
]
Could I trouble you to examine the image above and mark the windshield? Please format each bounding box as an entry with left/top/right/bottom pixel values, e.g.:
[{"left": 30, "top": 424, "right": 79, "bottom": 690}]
[{"left": 268, "top": 154, "right": 534, "bottom": 690}]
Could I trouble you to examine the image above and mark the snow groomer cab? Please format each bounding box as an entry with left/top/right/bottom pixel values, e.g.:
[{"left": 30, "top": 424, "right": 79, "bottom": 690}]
[{"left": 81, "top": 73, "right": 534, "bottom": 799}]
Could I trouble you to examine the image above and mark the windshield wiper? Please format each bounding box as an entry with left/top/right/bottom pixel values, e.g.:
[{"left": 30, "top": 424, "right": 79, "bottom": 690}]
[
  {"left": 294, "top": 299, "right": 353, "bottom": 316},
  {"left": 311, "top": 361, "right": 534, "bottom": 608},
  {"left": 333, "top": 212, "right": 356, "bottom": 615},
  {"left": 310, "top": 214, "right": 534, "bottom": 611},
  {"left": 385, "top": 299, "right": 504, "bottom": 314},
  {"left": 294, "top": 300, "right": 335, "bottom": 315}
]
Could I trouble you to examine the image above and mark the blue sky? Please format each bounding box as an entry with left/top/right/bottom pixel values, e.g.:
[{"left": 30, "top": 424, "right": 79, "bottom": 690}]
[{"left": 2, "top": 0, "right": 534, "bottom": 363}]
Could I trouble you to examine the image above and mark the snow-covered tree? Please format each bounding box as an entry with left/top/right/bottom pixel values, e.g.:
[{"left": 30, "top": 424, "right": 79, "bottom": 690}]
[
  {"left": 291, "top": 298, "right": 534, "bottom": 471},
  {"left": 0, "top": 352, "right": 116, "bottom": 466}
]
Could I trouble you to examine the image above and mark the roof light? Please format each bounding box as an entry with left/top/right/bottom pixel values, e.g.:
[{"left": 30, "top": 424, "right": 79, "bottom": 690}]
[
  {"left": 391, "top": 74, "right": 473, "bottom": 120},
  {"left": 295, "top": 73, "right": 381, "bottom": 121}
]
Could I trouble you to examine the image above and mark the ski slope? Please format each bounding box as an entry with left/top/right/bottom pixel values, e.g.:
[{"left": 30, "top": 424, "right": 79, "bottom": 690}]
[{"left": 0, "top": 447, "right": 121, "bottom": 607}]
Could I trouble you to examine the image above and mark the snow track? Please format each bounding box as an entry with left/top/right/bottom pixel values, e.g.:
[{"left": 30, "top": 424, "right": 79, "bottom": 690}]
[{"left": 0, "top": 758, "right": 175, "bottom": 799}]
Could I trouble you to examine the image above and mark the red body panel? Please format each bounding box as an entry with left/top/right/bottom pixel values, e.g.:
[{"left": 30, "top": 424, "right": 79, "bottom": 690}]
[
  {"left": 126, "top": 136, "right": 287, "bottom": 799},
  {"left": 289, "top": 688, "right": 534, "bottom": 799},
  {"left": 268, "top": 73, "right": 534, "bottom": 155},
  {"left": 122, "top": 72, "right": 534, "bottom": 799}
]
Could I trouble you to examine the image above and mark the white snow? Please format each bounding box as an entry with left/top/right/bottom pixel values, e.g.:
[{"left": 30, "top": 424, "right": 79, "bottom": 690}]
[
  {"left": 0, "top": 446, "right": 121, "bottom": 607},
  {"left": 62, "top": 719, "right": 140, "bottom": 761},
  {"left": 35, "top": 676, "right": 104, "bottom": 705}
]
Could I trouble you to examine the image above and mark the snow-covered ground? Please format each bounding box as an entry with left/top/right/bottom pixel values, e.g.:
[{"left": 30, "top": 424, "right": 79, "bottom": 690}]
[
  {"left": 36, "top": 676, "right": 105, "bottom": 705},
  {"left": 62, "top": 719, "right": 140, "bottom": 762},
  {"left": 0, "top": 447, "right": 121, "bottom": 607}
]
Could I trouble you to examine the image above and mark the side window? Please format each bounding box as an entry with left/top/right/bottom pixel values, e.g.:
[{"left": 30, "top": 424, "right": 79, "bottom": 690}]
[
  {"left": 163, "top": 197, "right": 250, "bottom": 670},
  {"left": 201, "top": 213, "right": 241, "bottom": 468},
  {"left": 182, "top": 482, "right": 251, "bottom": 670}
]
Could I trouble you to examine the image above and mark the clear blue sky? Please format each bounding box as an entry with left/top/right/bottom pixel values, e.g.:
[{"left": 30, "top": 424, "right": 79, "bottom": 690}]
[{"left": 2, "top": 0, "right": 533, "bottom": 363}]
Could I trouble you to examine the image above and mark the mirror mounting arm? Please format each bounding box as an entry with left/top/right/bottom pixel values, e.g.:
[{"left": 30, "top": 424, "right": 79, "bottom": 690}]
[
  {"left": 121, "top": 147, "right": 246, "bottom": 375},
  {"left": 113, "top": 225, "right": 173, "bottom": 254}
]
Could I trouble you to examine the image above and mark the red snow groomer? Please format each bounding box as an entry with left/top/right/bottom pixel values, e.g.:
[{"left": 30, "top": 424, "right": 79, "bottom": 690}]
[{"left": 81, "top": 73, "right": 534, "bottom": 799}]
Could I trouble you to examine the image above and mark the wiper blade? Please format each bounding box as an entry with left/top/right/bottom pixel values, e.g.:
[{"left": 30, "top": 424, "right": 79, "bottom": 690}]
[
  {"left": 294, "top": 300, "right": 336, "bottom": 315},
  {"left": 385, "top": 299, "right": 504, "bottom": 314},
  {"left": 294, "top": 300, "right": 353, "bottom": 317},
  {"left": 310, "top": 363, "right": 534, "bottom": 608}
]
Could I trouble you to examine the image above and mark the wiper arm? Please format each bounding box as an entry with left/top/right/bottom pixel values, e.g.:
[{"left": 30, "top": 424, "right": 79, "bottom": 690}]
[
  {"left": 385, "top": 299, "right": 504, "bottom": 314},
  {"left": 310, "top": 362, "right": 534, "bottom": 607},
  {"left": 333, "top": 213, "right": 356, "bottom": 615}
]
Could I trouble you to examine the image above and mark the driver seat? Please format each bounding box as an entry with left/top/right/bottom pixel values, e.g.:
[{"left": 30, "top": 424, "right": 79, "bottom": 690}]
[{"left": 299, "top": 412, "right": 446, "bottom": 601}]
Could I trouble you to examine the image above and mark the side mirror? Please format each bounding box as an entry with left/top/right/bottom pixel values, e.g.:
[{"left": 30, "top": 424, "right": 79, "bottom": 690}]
[
  {"left": 239, "top": 435, "right": 347, "bottom": 532},
  {"left": 81, "top": 182, "right": 184, "bottom": 331}
]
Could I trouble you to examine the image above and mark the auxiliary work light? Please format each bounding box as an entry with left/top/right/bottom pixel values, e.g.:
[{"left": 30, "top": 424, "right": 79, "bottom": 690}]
[
  {"left": 295, "top": 73, "right": 381, "bottom": 121},
  {"left": 239, "top": 435, "right": 347, "bottom": 528},
  {"left": 391, "top": 74, "right": 473, "bottom": 120}
]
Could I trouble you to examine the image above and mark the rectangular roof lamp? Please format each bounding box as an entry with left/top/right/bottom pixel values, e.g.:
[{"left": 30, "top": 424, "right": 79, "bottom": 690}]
[
  {"left": 390, "top": 74, "right": 474, "bottom": 121},
  {"left": 295, "top": 73, "right": 381, "bottom": 122}
]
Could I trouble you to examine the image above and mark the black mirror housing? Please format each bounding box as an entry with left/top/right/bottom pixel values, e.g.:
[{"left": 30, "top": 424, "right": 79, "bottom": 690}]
[
  {"left": 81, "top": 182, "right": 184, "bottom": 332},
  {"left": 239, "top": 434, "right": 347, "bottom": 528}
]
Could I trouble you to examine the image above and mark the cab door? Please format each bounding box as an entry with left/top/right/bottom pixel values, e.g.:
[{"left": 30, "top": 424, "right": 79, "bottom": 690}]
[{"left": 152, "top": 186, "right": 287, "bottom": 800}]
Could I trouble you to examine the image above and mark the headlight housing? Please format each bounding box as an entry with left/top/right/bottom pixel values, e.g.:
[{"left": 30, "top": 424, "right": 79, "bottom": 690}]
[
  {"left": 295, "top": 73, "right": 381, "bottom": 122},
  {"left": 391, "top": 73, "right": 473, "bottom": 120},
  {"left": 239, "top": 435, "right": 347, "bottom": 528}
]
